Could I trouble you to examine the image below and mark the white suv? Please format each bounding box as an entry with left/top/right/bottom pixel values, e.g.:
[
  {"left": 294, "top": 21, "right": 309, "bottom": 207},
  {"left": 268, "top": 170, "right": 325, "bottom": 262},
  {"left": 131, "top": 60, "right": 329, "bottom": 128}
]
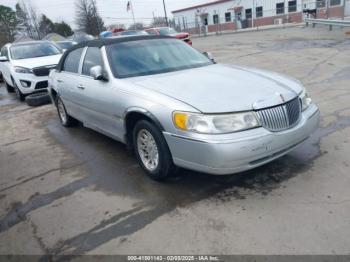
[{"left": 0, "top": 41, "right": 62, "bottom": 101}]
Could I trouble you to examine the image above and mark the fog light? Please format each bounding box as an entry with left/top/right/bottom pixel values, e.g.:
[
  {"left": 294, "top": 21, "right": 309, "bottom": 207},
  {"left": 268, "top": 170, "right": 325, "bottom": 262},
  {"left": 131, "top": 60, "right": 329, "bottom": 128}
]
[{"left": 20, "top": 80, "right": 31, "bottom": 88}]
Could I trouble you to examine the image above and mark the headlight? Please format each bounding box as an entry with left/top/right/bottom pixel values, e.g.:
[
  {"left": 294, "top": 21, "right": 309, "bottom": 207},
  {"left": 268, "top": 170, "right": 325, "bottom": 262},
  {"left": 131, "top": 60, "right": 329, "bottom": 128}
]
[
  {"left": 299, "top": 89, "right": 312, "bottom": 111},
  {"left": 14, "top": 66, "right": 32, "bottom": 74},
  {"left": 173, "top": 111, "right": 259, "bottom": 134}
]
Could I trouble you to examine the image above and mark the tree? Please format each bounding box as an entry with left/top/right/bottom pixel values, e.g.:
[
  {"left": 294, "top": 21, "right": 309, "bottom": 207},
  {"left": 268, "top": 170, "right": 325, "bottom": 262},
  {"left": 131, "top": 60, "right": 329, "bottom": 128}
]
[
  {"left": 15, "top": 2, "right": 32, "bottom": 39},
  {"left": 53, "top": 21, "right": 73, "bottom": 37},
  {"left": 39, "top": 14, "right": 54, "bottom": 36},
  {"left": 128, "top": 22, "right": 144, "bottom": 30},
  {"left": 15, "top": 1, "right": 41, "bottom": 40},
  {"left": 28, "top": 2, "right": 41, "bottom": 39},
  {"left": 0, "top": 5, "right": 17, "bottom": 43},
  {"left": 75, "top": 0, "right": 105, "bottom": 36},
  {"left": 151, "top": 17, "right": 167, "bottom": 27}
]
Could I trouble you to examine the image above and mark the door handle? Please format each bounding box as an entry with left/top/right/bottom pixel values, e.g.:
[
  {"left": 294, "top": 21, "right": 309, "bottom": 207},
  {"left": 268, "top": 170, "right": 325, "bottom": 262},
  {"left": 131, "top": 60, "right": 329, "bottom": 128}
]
[
  {"left": 76, "top": 84, "right": 85, "bottom": 90},
  {"left": 57, "top": 79, "right": 63, "bottom": 83}
]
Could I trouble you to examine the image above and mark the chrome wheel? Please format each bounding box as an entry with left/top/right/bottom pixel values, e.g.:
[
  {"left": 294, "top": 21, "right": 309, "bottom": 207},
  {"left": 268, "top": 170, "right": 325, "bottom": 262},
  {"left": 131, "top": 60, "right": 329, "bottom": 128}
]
[
  {"left": 57, "top": 98, "right": 67, "bottom": 124},
  {"left": 137, "top": 129, "right": 159, "bottom": 171}
]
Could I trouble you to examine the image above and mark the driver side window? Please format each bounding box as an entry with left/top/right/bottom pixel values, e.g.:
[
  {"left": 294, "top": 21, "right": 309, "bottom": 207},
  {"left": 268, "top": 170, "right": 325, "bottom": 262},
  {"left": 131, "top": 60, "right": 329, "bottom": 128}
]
[
  {"left": 82, "top": 47, "right": 103, "bottom": 76},
  {"left": 63, "top": 48, "right": 83, "bottom": 73}
]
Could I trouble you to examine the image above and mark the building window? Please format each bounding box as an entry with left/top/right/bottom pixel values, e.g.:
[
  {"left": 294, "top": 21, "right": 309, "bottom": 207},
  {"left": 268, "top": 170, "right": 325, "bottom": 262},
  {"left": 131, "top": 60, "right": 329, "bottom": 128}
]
[
  {"left": 204, "top": 17, "right": 208, "bottom": 25},
  {"left": 213, "top": 14, "right": 219, "bottom": 24},
  {"left": 225, "top": 12, "right": 231, "bottom": 22},
  {"left": 317, "top": 0, "right": 326, "bottom": 7},
  {"left": 276, "top": 2, "right": 285, "bottom": 14},
  {"left": 288, "top": 0, "right": 297, "bottom": 12},
  {"left": 245, "top": 8, "right": 252, "bottom": 19},
  {"left": 330, "top": 0, "right": 341, "bottom": 5},
  {"left": 256, "top": 6, "right": 263, "bottom": 17}
]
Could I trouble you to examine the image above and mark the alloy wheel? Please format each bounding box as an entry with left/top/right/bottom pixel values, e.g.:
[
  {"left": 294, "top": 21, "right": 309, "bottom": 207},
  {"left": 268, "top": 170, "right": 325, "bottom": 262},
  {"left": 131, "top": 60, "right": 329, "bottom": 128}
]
[{"left": 137, "top": 129, "right": 159, "bottom": 171}]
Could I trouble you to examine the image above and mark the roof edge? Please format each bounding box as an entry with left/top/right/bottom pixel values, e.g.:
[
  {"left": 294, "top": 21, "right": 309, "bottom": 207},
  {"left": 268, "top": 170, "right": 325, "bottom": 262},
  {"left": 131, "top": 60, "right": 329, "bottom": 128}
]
[{"left": 172, "top": 0, "right": 234, "bottom": 14}]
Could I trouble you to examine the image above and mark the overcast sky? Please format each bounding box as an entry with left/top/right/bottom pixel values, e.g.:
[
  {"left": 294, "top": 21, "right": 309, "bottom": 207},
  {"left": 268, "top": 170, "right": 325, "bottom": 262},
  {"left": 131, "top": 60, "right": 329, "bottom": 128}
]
[{"left": 0, "top": 0, "right": 208, "bottom": 28}]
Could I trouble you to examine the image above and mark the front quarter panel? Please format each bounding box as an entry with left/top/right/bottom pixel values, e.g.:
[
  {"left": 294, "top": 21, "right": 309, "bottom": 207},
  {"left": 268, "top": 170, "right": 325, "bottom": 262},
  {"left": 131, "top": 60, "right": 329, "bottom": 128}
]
[{"left": 110, "top": 77, "right": 199, "bottom": 136}]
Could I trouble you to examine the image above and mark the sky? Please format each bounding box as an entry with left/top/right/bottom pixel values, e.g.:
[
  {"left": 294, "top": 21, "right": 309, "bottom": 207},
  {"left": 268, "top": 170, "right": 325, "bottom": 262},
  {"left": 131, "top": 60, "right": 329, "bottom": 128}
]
[{"left": 0, "top": 0, "right": 209, "bottom": 28}]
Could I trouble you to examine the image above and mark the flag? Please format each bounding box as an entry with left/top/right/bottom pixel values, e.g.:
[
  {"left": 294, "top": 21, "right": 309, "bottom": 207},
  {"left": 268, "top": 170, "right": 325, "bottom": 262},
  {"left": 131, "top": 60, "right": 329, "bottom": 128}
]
[{"left": 126, "top": 1, "right": 131, "bottom": 12}]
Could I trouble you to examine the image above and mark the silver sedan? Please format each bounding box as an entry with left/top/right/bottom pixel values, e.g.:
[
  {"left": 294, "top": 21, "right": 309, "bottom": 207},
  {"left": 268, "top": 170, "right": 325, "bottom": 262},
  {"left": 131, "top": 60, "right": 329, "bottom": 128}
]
[{"left": 48, "top": 35, "right": 320, "bottom": 180}]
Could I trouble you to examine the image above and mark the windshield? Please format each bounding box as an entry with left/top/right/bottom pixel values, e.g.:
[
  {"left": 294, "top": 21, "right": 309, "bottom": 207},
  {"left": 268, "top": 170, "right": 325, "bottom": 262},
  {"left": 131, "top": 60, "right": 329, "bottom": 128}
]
[
  {"left": 56, "top": 42, "right": 75, "bottom": 50},
  {"left": 10, "top": 42, "right": 61, "bottom": 60},
  {"left": 107, "top": 39, "right": 212, "bottom": 78},
  {"left": 159, "top": 28, "right": 177, "bottom": 35}
]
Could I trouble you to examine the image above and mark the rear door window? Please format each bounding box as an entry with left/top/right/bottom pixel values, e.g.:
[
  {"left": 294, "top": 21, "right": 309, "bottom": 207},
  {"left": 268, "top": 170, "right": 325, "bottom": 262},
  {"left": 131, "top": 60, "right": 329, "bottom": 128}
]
[
  {"left": 82, "top": 47, "right": 103, "bottom": 76},
  {"left": 63, "top": 48, "right": 84, "bottom": 73}
]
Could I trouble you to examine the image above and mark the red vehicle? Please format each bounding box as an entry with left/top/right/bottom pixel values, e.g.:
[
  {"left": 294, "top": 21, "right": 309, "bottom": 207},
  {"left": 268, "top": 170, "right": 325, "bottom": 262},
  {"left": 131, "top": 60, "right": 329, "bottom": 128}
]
[{"left": 145, "top": 27, "right": 192, "bottom": 45}]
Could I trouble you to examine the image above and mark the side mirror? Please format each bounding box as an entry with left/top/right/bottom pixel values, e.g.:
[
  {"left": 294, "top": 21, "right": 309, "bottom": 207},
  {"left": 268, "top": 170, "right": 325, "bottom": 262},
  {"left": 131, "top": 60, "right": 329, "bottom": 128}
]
[
  {"left": 90, "top": 65, "right": 108, "bottom": 81},
  {"left": 0, "top": 56, "right": 9, "bottom": 62},
  {"left": 203, "top": 52, "right": 216, "bottom": 63}
]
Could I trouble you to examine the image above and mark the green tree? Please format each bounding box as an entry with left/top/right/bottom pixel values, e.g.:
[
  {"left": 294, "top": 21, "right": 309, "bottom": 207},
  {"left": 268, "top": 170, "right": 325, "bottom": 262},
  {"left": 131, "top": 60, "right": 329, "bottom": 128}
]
[
  {"left": 0, "top": 5, "right": 17, "bottom": 44},
  {"left": 53, "top": 21, "right": 73, "bottom": 37},
  {"left": 39, "top": 14, "right": 54, "bottom": 36}
]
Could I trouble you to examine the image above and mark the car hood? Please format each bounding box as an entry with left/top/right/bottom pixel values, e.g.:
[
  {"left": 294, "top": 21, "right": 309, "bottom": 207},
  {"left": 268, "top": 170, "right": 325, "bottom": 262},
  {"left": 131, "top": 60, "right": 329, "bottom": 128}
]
[
  {"left": 127, "top": 64, "right": 304, "bottom": 113},
  {"left": 12, "top": 54, "right": 62, "bottom": 69}
]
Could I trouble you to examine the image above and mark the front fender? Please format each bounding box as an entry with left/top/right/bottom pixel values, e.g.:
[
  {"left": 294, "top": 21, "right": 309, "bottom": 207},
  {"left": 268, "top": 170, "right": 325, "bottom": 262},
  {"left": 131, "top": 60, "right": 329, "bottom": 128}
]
[{"left": 123, "top": 107, "right": 165, "bottom": 131}]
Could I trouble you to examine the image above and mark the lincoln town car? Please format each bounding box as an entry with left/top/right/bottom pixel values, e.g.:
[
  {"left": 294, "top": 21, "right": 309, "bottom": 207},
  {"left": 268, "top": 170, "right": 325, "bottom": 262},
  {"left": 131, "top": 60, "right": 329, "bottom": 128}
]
[{"left": 48, "top": 36, "right": 320, "bottom": 180}]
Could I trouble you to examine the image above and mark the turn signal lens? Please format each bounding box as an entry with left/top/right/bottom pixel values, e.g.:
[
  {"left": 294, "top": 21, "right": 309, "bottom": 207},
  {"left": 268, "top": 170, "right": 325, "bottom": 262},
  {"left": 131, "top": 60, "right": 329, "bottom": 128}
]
[{"left": 173, "top": 112, "right": 188, "bottom": 129}]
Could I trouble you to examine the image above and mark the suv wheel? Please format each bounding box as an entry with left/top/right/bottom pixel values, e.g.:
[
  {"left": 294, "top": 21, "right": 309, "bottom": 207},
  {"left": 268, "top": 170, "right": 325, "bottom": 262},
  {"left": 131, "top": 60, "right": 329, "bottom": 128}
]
[
  {"left": 13, "top": 79, "right": 25, "bottom": 101},
  {"left": 56, "top": 96, "right": 77, "bottom": 127},
  {"left": 133, "top": 120, "right": 175, "bottom": 180},
  {"left": 5, "top": 80, "right": 14, "bottom": 93}
]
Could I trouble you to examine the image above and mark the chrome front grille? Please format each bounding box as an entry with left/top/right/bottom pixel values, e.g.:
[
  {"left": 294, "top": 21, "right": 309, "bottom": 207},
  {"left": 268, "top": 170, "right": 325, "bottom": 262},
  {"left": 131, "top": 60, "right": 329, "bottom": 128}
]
[{"left": 256, "top": 97, "right": 301, "bottom": 131}]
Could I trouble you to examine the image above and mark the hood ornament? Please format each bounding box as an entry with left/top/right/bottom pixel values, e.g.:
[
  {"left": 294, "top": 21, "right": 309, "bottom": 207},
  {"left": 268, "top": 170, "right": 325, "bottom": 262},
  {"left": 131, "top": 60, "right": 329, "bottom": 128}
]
[{"left": 276, "top": 92, "right": 285, "bottom": 103}]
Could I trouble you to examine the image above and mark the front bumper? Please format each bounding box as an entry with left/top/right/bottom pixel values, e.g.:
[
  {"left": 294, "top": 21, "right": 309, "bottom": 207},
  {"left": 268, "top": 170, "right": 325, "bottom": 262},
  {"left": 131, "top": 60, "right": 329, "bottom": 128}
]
[
  {"left": 163, "top": 104, "right": 320, "bottom": 175},
  {"left": 12, "top": 72, "right": 49, "bottom": 94}
]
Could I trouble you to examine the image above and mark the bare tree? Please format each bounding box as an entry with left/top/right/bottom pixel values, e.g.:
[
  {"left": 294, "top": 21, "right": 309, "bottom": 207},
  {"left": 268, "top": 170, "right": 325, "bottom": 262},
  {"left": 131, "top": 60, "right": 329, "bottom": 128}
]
[
  {"left": 28, "top": 2, "right": 41, "bottom": 39},
  {"left": 75, "top": 0, "right": 105, "bottom": 36},
  {"left": 15, "top": 1, "right": 41, "bottom": 40},
  {"left": 151, "top": 17, "right": 167, "bottom": 27},
  {"left": 128, "top": 22, "right": 144, "bottom": 30}
]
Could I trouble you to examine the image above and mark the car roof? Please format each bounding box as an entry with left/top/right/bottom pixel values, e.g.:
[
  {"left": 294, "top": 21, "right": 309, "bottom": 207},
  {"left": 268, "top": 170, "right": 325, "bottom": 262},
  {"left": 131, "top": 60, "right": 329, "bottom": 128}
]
[
  {"left": 69, "top": 35, "right": 171, "bottom": 49},
  {"left": 57, "top": 35, "right": 173, "bottom": 71}
]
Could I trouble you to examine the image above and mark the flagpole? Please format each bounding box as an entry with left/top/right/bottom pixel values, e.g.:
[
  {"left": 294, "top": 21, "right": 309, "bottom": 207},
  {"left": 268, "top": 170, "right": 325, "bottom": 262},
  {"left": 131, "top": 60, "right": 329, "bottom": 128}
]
[{"left": 129, "top": 0, "right": 136, "bottom": 29}]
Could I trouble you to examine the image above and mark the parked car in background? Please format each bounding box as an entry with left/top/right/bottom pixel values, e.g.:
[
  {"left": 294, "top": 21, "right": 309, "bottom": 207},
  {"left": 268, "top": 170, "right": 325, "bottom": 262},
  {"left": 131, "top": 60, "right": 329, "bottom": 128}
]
[
  {"left": 55, "top": 40, "right": 77, "bottom": 52},
  {"left": 145, "top": 27, "right": 192, "bottom": 45},
  {"left": 115, "top": 30, "right": 149, "bottom": 36},
  {"left": 48, "top": 35, "right": 319, "bottom": 180},
  {"left": 0, "top": 41, "right": 62, "bottom": 101}
]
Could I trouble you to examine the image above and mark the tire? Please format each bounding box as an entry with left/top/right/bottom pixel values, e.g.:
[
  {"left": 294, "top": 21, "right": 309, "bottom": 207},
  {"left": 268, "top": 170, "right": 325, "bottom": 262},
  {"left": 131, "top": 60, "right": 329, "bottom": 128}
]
[
  {"left": 133, "top": 120, "right": 175, "bottom": 180},
  {"left": 13, "top": 79, "right": 25, "bottom": 101},
  {"left": 56, "top": 96, "right": 77, "bottom": 127},
  {"left": 25, "top": 92, "right": 51, "bottom": 107},
  {"left": 5, "top": 80, "right": 14, "bottom": 93}
]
